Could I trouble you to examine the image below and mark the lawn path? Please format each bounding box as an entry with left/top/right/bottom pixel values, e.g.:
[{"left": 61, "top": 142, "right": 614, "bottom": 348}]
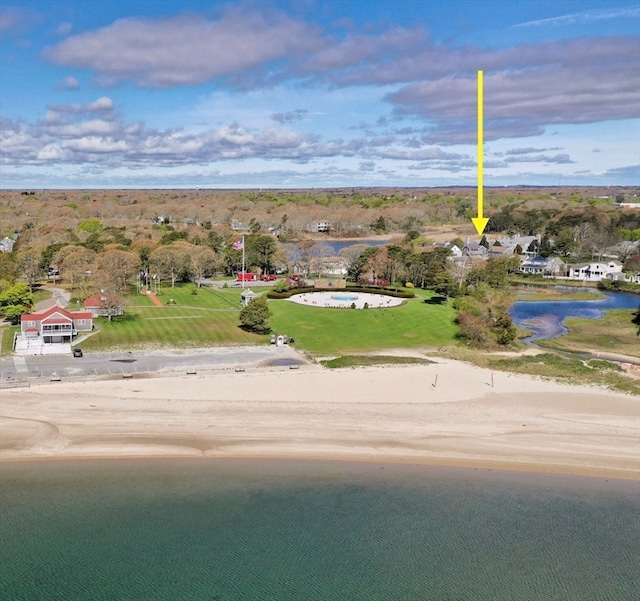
[{"left": 146, "top": 292, "right": 163, "bottom": 307}]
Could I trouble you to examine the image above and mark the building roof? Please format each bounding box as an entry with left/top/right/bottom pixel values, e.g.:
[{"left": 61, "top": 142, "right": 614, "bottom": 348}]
[
  {"left": 21, "top": 304, "right": 92, "bottom": 323},
  {"left": 84, "top": 292, "right": 121, "bottom": 308}
]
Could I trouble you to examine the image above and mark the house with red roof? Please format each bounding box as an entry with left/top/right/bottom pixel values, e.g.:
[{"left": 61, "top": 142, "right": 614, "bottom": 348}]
[
  {"left": 84, "top": 292, "right": 124, "bottom": 318},
  {"left": 20, "top": 305, "right": 93, "bottom": 344}
]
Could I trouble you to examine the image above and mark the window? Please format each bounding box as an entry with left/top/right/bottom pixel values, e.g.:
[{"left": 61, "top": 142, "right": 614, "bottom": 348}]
[{"left": 78, "top": 320, "right": 85, "bottom": 326}]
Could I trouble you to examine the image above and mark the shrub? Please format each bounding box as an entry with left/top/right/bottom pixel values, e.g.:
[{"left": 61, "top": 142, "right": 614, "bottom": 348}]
[
  {"left": 239, "top": 296, "right": 271, "bottom": 334},
  {"left": 273, "top": 280, "right": 290, "bottom": 293},
  {"left": 267, "top": 286, "right": 414, "bottom": 300}
]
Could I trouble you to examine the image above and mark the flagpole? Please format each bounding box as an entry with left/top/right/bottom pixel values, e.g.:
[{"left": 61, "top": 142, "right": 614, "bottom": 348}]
[{"left": 241, "top": 235, "right": 245, "bottom": 290}]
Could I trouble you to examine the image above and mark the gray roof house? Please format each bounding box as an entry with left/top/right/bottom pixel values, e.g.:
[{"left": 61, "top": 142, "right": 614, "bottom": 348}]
[
  {"left": 518, "top": 256, "right": 565, "bottom": 276},
  {"left": 0, "top": 237, "right": 15, "bottom": 253}
]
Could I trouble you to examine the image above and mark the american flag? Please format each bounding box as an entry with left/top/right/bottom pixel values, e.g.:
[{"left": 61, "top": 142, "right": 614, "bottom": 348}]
[{"left": 232, "top": 238, "right": 244, "bottom": 251}]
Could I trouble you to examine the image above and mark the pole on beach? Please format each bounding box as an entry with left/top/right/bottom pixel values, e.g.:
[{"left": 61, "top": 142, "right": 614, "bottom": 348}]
[
  {"left": 432, "top": 373, "right": 438, "bottom": 389},
  {"left": 491, "top": 372, "right": 494, "bottom": 388}
]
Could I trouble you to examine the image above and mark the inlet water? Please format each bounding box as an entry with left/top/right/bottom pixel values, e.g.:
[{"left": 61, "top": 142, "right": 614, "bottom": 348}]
[{"left": 510, "top": 288, "right": 639, "bottom": 342}]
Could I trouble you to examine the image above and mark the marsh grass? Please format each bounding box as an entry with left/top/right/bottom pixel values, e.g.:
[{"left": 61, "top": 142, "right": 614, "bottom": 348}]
[
  {"left": 536, "top": 309, "right": 639, "bottom": 358},
  {"left": 510, "top": 287, "right": 603, "bottom": 302},
  {"left": 441, "top": 347, "right": 639, "bottom": 396},
  {"left": 320, "top": 355, "right": 435, "bottom": 368}
]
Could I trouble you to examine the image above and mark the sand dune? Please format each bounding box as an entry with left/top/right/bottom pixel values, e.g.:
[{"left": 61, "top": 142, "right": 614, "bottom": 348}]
[{"left": 1, "top": 359, "right": 638, "bottom": 479}]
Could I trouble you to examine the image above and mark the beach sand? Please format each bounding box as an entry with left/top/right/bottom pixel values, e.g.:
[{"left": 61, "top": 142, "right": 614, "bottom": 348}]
[{"left": 1, "top": 359, "right": 638, "bottom": 479}]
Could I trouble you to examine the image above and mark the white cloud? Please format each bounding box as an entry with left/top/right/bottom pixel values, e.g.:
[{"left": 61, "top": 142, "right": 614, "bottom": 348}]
[
  {"left": 43, "top": 10, "right": 325, "bottom": 87},
  {"left": 57, "top": 76, "right": 80, "bottom": 90},
  {"left": 55, "top": 21, "right": 72, "bottom": 36},
  {"left": 514, "top": 6, "right": 640, "bottom": 28}
]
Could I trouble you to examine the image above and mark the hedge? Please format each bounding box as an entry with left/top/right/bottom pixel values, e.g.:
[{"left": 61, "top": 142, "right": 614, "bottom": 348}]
[{"left": 267, "top": 286, "right": 415, "bottom": 300}]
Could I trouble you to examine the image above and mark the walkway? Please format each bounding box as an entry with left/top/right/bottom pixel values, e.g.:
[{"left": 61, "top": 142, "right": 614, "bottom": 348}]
[{"left": 146, "top": 292, "right": 164, "bottom": 307}]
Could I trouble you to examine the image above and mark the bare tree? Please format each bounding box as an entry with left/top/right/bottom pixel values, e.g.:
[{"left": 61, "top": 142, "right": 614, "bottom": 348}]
[
  {"left": 448, "top": 258, "right": 473, "bottom": 292},
  {"left": 189, "top": 246, "right": 216, "bottom": 286},
  {"left": 289, "top": 241, "right": 333, "bottom": 276},
  {"left": 95, "top": 249, "right": 140, "bottom": 295},
  {"left": 55, "top": 246, "right": 96, "bottom": 294},
  {"left": 18, "top": 249, "right": 43, "bottom": 291},
  {"left": 149, "top": 243, "right": 190, "bottom": 288}
]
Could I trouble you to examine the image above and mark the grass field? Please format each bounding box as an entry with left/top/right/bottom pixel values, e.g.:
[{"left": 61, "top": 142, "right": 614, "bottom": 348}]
[
  {"left": 269, "top": 288, "right": 458, "bottom": 356},
  {"left": 80, "top": 284, "right": 268, "bottom": 350},
  {"left": 536, "top": 309, "right": 639, "bottom": 358},
  {"left": 79, "top": 285, "right": 459, "bottom": 354}
]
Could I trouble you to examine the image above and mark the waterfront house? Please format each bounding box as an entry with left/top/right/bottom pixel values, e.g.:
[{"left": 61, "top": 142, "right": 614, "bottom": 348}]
[
  {"left": 518, "top": 256, "right": 565, "bottom": 276},
  {"left": 567, "top": 260, "right": 623, "bottom": 282},
  {"left": 305, "top": 221, "right": 331, "bottom": 233},
  {"left": 20, "top": 305, "right": 93, "bottom": 344}
]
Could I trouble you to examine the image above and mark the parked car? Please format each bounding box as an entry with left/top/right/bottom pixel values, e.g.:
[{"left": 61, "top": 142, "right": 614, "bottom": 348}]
[
  {"left": 260, "top": 274, "right": 277, "bottom": 281},
  {"left": 73, "top": 348, "right": 83, "bottom": 357},
  {"left": 237, "top": 272, "right": 257, "bottom": 282}
]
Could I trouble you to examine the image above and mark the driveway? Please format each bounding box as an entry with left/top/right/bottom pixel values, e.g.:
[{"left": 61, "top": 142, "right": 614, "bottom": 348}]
[{"left": 36, "top": 287, "right": 72, "bottom": 311}]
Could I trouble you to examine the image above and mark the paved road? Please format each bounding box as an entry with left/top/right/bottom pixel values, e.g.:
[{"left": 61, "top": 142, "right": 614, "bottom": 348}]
[
  {"left": 35, "top": 287, "right": 71, "bottom": 311},
  {"left": 0, "top": 345, "right": 307, "bottom": 384}
]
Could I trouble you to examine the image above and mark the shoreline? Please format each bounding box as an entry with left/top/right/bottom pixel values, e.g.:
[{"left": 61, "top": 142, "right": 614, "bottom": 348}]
[
  {"left": 1, "top": 360, "right": 638, "bottom": 481},
  {"left": 1, "top": 452, "right": 637, "bottom": 483}
]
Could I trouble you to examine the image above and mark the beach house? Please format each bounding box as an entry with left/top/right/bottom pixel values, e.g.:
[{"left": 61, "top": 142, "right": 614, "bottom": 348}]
[
  {"left": 20, "top": 305, "right": 93, "bottom": 344},
  {"left": 567, "top": 260, "right": 623, "bottom": 282}
]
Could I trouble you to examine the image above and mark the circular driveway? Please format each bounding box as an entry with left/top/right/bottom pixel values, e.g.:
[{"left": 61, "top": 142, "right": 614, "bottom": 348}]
[{"left": 287, "top": 291, "right": 404, "bottom": 309}]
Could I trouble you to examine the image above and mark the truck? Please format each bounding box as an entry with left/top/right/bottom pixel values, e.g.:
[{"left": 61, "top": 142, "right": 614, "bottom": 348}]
[{"left": 237, "top": 272, "right": 257, "bottom": 282}]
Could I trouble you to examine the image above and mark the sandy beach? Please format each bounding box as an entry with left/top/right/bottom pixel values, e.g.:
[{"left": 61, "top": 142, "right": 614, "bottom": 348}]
[{"left": 1, "top": 359, "right": 638, "bottom": 479}]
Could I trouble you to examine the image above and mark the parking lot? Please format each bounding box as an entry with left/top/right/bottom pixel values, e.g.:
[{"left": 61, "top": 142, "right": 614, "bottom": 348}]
[{"left": 0, "top": 345, "right": 306, "bottom": 386}]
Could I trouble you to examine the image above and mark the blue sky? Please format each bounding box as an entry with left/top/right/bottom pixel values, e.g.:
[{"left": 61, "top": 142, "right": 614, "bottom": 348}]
[{"left": 1, "top": 0, "right": 638, "bottom": 189}]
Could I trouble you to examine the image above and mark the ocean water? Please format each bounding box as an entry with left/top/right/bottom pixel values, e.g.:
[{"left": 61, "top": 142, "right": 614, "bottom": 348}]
[{"left": 1, "top": 459, "right": 638, "bottom": 601}]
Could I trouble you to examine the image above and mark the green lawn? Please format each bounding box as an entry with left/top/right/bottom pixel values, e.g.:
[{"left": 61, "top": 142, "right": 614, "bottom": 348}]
[
  {"left": 81, "top": 285, "right": 268, "bottom": 350},
  {"left": 0, "top": 325, "right": 19, "bottom": 356},
  {"left": 140, "top": 284, "right": 246, "bottom": 309},
  {"left": 268, "top": 289, "right": 458, "bottom": 356}
]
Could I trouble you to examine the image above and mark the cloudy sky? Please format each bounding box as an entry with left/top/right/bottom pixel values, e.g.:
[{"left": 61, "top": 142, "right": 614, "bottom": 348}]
[{"left": 1, "top": 0, "right": 638, "bottom": 189}]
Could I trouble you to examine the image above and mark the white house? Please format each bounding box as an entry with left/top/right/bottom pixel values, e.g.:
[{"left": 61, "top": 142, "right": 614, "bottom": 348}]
[
  {"left": 567, "top": 260, "right": 623, "bottom": 281},
  {"left": 305, "top": 221, "right": 331, "bottom": 233},
  {"left": 435, "top": 242, "right": 463, "bottom": 258}
]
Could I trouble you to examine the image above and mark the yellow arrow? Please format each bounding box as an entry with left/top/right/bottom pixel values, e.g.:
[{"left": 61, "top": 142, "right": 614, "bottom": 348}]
[{"left": 471, "top": 69, "right": 489, "bottom": 235}]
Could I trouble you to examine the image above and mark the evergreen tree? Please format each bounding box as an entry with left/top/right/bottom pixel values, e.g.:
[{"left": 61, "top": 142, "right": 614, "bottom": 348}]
[{"left": 239, "top": 297, "right": 271, "bottom": 334}]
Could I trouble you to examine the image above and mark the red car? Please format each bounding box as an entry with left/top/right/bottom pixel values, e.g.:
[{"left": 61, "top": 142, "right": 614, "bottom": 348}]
[{"left": 260, "top": 274, "right": 277, "bottom": 281}]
